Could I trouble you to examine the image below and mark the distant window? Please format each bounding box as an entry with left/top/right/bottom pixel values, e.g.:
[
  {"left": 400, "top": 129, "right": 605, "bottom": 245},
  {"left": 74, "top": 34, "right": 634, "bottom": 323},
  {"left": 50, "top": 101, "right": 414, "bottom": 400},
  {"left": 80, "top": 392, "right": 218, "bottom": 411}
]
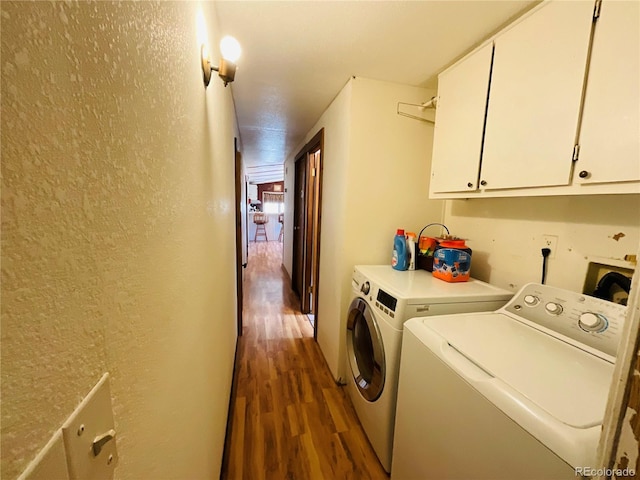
[{"left": 263, "top": 192, "right": 284, "bottom": 214}]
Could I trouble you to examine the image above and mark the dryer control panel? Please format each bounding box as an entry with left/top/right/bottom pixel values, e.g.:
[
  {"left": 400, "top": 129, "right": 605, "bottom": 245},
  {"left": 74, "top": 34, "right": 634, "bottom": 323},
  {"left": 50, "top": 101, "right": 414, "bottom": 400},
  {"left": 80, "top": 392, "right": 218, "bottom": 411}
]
[
  {"left": 352, "top": 267, "right": 403, "bottom": 323},
  {"left": 503, "top": 283, "right": 627, "bottom": 361}
]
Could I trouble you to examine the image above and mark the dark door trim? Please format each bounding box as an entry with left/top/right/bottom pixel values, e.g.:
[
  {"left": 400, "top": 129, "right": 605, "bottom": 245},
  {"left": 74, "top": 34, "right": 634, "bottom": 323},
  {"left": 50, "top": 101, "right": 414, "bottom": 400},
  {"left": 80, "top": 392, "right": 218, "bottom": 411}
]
[
  {"left": 234, "top": 138, "right": 243, "bottom": 336},
  {"left": 291, "top": 129, "right": 324, "bottom": 339},
  {"left": 292, "top": 156, "right": 307, "bottom": 306}
]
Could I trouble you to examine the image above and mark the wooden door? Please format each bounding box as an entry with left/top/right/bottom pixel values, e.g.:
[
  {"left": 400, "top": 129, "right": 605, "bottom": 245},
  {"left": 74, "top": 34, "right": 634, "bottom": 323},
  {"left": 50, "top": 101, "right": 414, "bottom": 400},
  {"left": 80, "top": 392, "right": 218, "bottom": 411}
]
[
  {"left": 306, "top": 148, "right": 323, "bottom": 316},
  {"left": 292, "top": 155, "right": 307, "bottom": 304},
  {"left": 234, "top": 139, "right": 244, "bottom": 335},
  {"left": 291, "top": 130, "right": 324, "bottom": 324}
]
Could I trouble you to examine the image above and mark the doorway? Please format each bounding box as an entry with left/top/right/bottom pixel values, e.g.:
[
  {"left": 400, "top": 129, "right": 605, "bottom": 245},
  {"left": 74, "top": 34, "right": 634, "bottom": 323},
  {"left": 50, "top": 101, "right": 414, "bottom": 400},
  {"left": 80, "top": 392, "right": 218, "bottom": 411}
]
[
  {"left": 234, "top": 138, "right": 245, "bottom": 336},
  {"left": 291, "top": 129, "right": 324, "bottom": 337}
]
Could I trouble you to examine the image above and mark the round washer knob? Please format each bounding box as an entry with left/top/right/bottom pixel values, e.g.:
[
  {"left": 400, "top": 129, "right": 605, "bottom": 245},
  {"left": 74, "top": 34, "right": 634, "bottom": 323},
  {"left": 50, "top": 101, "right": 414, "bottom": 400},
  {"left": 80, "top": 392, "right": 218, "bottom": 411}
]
[
  {"left": 545, "top": 302, "right": 563, "bottom": 315},
  {"left": 578, "top": 312, "right": 607, "bottom": 332},
  {"left": 523, "top": 295, "right": 540, "bottom": 306},
  {"left": 361, "top": 281, "right": 370, "bottom": 295}
]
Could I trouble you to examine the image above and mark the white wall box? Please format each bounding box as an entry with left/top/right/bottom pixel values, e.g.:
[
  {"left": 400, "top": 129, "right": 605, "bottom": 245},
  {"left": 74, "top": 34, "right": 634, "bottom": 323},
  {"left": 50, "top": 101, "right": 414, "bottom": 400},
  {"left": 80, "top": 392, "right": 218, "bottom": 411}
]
[{"left": 429, "top": 0, "right": 640, "bottom": 199}]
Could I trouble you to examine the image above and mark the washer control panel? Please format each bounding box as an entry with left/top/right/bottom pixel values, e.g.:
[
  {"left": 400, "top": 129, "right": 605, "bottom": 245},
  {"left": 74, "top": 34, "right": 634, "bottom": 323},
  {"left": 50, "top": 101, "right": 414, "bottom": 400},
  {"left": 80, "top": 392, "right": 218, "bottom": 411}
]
[{"left": 504, "top": 283, "right": 627, "bottom": 359}]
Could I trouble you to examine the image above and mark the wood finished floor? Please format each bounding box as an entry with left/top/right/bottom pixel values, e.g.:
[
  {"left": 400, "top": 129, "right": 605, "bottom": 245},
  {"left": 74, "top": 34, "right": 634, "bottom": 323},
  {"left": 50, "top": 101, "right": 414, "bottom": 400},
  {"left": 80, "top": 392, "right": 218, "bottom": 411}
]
[{"left": 221, "top": 241, "right": 388, "bottom": 480}]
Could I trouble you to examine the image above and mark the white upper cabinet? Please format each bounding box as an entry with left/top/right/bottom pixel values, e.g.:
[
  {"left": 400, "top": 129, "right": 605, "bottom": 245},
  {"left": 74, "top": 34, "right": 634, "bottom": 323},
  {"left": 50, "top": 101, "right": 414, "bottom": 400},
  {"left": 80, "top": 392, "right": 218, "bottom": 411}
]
[
  {"left": 428, "top": 0, "right": 640, "bottom": 199},
  {"left": 480, "top": 0, "right": 594, "bottom": 190},
  {"left": 430, "top": 43, "right": 493, "bottom": 194},
  {"left": 576, "top": 0, "right": 640, "bottom": 185}
]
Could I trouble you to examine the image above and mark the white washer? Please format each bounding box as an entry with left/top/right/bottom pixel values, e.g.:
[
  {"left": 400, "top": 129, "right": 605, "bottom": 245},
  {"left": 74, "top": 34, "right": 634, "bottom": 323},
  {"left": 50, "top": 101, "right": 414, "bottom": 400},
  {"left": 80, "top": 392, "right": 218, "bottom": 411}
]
[
  {"left": 345, "top": 265, "right": 513, "bottom": 472},
  {"left": 391, "top": 282, "right": 627, "bottom": 480}
]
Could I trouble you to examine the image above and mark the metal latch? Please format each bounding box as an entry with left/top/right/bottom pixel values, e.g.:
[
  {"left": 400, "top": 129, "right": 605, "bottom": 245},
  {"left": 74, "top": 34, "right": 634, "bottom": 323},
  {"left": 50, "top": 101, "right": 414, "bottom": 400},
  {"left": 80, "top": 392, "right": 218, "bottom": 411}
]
[{"left": 572, "top": 144, "right": 580, "bottom": 162}]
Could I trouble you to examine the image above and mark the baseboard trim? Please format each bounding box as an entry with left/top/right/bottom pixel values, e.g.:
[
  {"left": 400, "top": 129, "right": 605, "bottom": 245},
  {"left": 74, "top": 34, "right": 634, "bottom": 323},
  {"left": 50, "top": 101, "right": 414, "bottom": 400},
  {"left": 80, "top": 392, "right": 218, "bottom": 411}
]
[
  {"left": 219, "top": 335, "right": 240, "bottom": 479},
  {"left": 281, "top": 263, "right": 292, "bottom": 284}
]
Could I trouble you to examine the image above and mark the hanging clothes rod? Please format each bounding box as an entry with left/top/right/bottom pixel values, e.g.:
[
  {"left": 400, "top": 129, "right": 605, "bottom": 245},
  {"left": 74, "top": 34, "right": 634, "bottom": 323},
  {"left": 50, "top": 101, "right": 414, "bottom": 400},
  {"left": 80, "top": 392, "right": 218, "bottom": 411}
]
[{"left": 396, "top": 96, "right": 437, "bottom": 124}]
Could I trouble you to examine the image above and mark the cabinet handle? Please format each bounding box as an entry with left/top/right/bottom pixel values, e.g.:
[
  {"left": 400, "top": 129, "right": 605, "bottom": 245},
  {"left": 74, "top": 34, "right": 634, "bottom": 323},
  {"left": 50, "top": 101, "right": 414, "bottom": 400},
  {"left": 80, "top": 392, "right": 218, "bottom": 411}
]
[
  {"left": 578, "top": 170, "right": 590, "bottom": 179},
  {"left": 467, "top": 182, "right": 473, "bottom": 188},
  {"left": 480, "top": 180, "right": 487, "bottom": 186}
]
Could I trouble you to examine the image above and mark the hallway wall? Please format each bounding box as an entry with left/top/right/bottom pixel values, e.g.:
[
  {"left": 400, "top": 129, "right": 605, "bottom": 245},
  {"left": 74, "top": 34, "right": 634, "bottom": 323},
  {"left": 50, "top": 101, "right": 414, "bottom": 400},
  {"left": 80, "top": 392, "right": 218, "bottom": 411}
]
[
  {"left": 284, "top": 77, "right": 445, "bottom": 381},
  {"left": 283, "top": 81, "right": 352, "bottom": 284},
  {"left": 1, "top": 3, "right": 238, "bottom": 479}
]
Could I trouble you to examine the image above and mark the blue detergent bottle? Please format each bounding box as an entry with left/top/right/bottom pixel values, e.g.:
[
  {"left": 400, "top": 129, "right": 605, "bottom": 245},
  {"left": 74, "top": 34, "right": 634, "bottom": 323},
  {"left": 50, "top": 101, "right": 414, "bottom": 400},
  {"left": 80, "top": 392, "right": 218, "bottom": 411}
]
[{"left": 392, "top": 229, "right": 409, "bottom": 271}]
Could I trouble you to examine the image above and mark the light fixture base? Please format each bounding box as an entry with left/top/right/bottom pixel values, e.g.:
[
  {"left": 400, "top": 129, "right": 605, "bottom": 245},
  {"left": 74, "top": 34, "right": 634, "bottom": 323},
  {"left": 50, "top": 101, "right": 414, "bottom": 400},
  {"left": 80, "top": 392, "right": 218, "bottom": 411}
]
[
  {"left": 217, "top": 59, "right": 237, "bottom": 87},
  {"left": 201, "top": 43, "right": 237, "bottom": 88}
]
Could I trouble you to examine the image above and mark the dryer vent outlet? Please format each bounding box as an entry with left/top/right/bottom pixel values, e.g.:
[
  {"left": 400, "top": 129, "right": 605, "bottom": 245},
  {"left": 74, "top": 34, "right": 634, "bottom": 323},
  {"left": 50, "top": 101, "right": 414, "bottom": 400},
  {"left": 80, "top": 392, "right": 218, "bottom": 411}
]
[{"left": 583, "top": 261, "right": 634, "bottom": 305}]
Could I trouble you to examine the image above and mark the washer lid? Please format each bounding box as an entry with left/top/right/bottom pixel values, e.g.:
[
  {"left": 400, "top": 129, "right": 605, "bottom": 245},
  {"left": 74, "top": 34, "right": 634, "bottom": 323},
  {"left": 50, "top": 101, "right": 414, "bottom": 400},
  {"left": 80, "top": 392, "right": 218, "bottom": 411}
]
[
  {"left": 423, "top": 312, "right": 614, "bottom": 429},
  {"left": 354, "top": 265, "right": 512, "bottom": 304}
]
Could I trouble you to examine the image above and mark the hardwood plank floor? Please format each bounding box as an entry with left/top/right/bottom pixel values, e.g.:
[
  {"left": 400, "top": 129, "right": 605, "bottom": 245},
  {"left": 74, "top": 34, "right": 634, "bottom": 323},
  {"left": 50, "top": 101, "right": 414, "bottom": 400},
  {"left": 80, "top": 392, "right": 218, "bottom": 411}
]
[{"left": 221, "top": 241, "right": 388, "bottom": 480}]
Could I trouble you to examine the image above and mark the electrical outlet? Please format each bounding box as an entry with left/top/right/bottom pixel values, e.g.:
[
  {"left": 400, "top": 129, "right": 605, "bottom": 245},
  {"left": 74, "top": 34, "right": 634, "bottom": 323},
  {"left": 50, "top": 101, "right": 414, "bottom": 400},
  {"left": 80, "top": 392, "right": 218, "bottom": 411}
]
[{"left": 541, "top": 235, "right": 558, "bottom": 259}]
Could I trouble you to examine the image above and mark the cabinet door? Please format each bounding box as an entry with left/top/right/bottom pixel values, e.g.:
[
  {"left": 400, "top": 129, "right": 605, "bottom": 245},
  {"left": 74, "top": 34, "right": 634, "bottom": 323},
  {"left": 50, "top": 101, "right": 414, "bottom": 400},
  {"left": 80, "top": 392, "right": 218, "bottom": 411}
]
[
  {"left": 480, "top": 0, "right": 595, "bottom": 190},
  {"left": 430, "top": 43, "right": 493, "bottom": 194},
  {"left": 576, "top": 0, "right": 640, "bottom": 185}
]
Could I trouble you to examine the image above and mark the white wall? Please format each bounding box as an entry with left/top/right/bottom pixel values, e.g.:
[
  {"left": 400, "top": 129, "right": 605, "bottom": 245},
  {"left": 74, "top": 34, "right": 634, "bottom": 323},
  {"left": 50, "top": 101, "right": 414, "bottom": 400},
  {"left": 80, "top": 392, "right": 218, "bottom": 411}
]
[
  {"left": 1, "top": 3, "right": 238, "bottom": 479},
  {"left": 284, "top": 77, "right": 445, "bottom": 381},
  {"left": 283, "top": 81, "right": 352, "bottom": 277},
  {"left": 443, "top": 195, "right": 640, "bottom": 292}
]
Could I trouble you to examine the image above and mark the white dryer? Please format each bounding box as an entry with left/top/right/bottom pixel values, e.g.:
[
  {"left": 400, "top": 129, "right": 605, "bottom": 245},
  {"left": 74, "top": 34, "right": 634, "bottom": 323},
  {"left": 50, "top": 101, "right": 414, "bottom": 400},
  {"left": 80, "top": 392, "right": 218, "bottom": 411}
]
[
  {"left": 345, "top": 265, "right": 513, "bottom": 472},
  {"left": 391, "top": 283, "right": 627, "bottom": 479}
]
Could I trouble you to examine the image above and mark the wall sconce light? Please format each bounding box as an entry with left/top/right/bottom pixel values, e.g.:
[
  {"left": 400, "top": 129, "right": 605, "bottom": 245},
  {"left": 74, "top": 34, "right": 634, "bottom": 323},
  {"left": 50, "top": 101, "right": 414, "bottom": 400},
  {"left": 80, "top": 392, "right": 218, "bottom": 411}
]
[{"left": 201, "top": 36, "right": 242, "bottom": 88}]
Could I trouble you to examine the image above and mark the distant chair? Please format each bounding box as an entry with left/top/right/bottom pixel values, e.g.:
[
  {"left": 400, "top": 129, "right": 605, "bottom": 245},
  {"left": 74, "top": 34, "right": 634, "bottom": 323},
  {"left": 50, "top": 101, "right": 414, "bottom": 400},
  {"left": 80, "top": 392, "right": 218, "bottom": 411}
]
[
  {"left": 278, "top": 214, "right": 284, "bottom": 242},
  {"left": 253, "top": 213, "right": 268, "bottom": 242}
]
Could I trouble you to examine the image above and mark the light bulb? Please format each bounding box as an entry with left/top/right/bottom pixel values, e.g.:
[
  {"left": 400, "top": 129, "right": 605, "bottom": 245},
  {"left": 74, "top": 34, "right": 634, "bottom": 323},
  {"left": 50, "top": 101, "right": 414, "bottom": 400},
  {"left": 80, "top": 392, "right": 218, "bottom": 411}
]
[{"left": 220, "top": 36, "right": 241, "bottom": 63}]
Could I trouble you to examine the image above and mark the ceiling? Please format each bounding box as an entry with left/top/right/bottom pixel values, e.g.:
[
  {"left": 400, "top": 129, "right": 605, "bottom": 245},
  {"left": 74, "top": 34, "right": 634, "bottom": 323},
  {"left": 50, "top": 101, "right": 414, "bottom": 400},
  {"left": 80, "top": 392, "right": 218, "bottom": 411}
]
[{"left": 216, "top": 0, "right": 538, "bottom": 184}]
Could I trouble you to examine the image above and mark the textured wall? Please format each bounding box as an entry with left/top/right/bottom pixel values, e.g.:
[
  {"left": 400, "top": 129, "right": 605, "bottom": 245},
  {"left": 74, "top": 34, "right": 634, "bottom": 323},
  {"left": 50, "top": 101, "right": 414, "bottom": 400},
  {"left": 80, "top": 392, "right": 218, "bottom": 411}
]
[{"left": 1, "top": 2, "right": 238, "bottom": 479}]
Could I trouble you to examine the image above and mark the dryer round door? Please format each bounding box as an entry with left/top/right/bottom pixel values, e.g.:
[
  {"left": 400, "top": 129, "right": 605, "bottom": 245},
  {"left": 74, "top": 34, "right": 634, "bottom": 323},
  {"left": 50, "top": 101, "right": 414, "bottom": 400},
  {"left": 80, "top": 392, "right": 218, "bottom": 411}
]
[{"left": 346, "top": 297, "right": 386, "bottom": 401}]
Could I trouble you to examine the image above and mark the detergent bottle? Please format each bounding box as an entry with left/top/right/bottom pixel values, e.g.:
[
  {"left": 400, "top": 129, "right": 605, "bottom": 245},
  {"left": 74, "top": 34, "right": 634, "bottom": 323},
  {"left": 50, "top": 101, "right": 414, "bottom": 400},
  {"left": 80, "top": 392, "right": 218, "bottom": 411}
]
[
  {"left": 406, "top": 232, "right": 417, "bottom": 271},
  {"left": 392, "top": 229, "right": 409, "bottom": 271}
]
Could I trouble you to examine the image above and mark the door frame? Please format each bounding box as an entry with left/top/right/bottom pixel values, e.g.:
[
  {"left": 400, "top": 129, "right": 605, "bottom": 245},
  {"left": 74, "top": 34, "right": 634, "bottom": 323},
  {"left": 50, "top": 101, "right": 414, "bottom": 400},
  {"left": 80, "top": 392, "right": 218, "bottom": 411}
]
[
  {"left": 291, "top": 129, "right": 324, "bottom": 338},
  {"left": 234, "top": 138, "right": 244, "bottom": 336},
  {"left": 292, "top": 156, "right": 307, "bottom": 305}
]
